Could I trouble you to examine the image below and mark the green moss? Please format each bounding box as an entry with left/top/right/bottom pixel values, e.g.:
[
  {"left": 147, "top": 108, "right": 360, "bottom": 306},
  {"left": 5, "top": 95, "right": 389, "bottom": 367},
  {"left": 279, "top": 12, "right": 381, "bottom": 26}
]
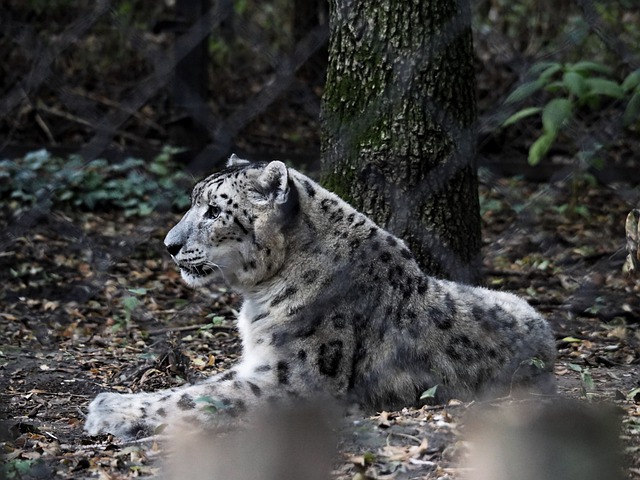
[
  {"left": 320, "top": 0, "right": 481, "bottom": 282},
  {"left": 319, "top": 161, "right": 357, "bottom": 203}
]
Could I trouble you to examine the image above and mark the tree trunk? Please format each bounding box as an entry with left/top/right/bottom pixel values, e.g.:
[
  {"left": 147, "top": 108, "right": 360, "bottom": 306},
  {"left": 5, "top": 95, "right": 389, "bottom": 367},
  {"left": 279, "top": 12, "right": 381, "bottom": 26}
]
[{"left": 320, "top": 0, "right": 481, "bottom": 284}]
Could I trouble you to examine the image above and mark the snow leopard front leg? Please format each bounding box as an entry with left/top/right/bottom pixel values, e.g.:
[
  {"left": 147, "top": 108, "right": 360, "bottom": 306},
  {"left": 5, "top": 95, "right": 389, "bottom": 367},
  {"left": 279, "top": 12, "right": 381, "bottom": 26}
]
[{"left": 85, "top": 360, "right": 311, "bottom": 439}]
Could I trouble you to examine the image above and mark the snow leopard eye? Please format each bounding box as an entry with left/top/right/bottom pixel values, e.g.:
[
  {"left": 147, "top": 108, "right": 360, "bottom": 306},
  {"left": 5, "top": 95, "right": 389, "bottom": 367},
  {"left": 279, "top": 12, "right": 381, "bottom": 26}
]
[{"left": 205, "top": 204, "right": 221, "bottom": 219}]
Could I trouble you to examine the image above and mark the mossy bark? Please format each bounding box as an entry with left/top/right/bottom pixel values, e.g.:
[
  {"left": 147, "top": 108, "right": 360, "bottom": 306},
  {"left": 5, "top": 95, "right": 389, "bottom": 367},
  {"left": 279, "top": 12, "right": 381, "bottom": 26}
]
[{"left": 320, "top": 0, "right": 481, "bottom": 284}]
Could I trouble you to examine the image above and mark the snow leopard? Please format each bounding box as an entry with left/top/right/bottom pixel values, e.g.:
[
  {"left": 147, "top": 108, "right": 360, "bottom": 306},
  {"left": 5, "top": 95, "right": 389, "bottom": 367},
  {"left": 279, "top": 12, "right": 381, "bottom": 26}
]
[{"left": 85, "top": 155, "right": 556, "bottom": 439}]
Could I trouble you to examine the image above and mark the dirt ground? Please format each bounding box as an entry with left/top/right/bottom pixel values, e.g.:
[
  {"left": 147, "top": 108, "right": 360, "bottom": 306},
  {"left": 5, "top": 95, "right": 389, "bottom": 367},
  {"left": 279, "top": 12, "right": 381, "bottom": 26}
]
[{"left": 1, "top": 174, "right": 640, "bottom": 479}]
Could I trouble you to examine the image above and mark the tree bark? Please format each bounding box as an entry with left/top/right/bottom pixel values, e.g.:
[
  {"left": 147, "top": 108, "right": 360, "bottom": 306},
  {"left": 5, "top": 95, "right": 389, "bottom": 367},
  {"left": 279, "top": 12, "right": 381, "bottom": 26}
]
[{"left": 320, "top": 0, "right": 481, "bottom": 284}]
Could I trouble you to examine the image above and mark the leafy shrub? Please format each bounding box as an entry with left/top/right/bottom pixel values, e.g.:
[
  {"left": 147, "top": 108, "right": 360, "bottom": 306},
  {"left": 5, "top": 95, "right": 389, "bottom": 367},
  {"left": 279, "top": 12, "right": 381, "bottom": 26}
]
[
  {"left": 0, "top": 146, "right": 192, "bottom": 217},
  {"left": 501, "top": 61, "right": 640, "bottom": 165}
]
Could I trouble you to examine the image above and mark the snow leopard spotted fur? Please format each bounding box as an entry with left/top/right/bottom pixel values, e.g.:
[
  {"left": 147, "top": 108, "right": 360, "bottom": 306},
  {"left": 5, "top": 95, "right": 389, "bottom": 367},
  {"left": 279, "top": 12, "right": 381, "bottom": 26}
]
[{"left": 85, "top": 155, "right": 556, "bottom": 439}]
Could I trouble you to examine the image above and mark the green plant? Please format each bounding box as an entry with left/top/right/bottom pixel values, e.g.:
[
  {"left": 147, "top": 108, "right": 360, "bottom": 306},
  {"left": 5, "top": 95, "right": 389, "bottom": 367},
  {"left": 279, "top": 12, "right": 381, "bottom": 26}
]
[
  {"left": 528, "top": 357, "right": 546, "bottom": 370},
  {"left": 0, "top": 146, "right": 191, "bottom": 217},
  {"left": 479, "top": 193, "right": 504, "bottom": 217},
  {"left": 628, "top": 387, "right": 640, "bottom": 402},
  {"left": 202, "top": 314, "right": 226, "bottom": 329},
  {"left": 419, "top": 384, "right": 438, "bottom": 400},
  {"left": 113, "top": 287, "right": 148, "bottom": 331},
  {"left": 195, "top": 395, "right": 228, "bottom": 416},
  {"left": 621, "top": 68, "right": 640, "bottom": 127},
  {"left": 568, "top": 363, "right": 595, "bottom": 400},
  {"left": 501, "top": 61, "right": 638, "bottom": 165},
  {"left": 2, "top": 459, "right": 41, "bottom": 479}
]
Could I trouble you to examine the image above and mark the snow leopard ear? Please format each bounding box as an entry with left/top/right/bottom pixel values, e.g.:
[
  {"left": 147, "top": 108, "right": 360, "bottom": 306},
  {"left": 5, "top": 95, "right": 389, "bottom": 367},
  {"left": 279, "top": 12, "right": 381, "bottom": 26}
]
[
  {"left": 227, "top": 153, "right": 251, "bottom": 167},
  {"left": 250, "top": 161, "right": 289, "bottom": 206}
]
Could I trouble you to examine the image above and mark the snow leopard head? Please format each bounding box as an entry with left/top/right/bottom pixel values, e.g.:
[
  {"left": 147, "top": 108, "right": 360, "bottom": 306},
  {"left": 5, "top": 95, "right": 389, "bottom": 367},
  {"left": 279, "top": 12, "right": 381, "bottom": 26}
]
[{"left": 164, "top": 155, "right": 297, "bottom": 288}]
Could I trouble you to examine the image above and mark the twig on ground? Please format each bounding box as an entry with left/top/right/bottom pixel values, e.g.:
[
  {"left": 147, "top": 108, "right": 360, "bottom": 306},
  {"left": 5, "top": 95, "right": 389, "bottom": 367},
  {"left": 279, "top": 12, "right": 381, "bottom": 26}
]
[{"left": 147, "top": 324, "right": 236, "bottom": 334}]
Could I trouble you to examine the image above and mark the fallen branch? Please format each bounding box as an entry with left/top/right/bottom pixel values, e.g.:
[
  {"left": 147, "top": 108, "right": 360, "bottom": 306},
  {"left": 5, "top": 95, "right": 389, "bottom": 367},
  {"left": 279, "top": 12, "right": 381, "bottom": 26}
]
[{"left": 147, "top": 324, "right": 236, "bottom": 335}]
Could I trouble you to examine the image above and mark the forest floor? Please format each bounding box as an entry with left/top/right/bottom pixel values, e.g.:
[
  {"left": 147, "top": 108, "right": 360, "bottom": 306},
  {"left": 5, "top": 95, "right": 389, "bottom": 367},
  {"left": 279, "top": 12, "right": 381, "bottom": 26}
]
[{"left": 1, "top": 170, "right": 639, "bottom": 480}]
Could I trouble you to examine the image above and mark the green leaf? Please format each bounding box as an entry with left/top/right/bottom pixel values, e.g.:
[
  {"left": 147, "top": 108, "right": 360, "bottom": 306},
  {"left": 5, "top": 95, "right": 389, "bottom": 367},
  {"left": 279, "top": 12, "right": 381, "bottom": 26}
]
[
  {"left": 574, "top": 205, "right": 590, "bottom": 218},
  {"left": 122, "top": 295, "right": 140, "bottom": 312},
  {"left": 542, "top": 98, "right": 573, "bottom": 135},
  {"left": 505, "top": 80, "right": 544, "bottom": 104},
  {"left": 24, "top": 149, "right": 51, "bottom": 169},
  {"left": 136, "top": 203, "right": 154, "bottom": 217},
  {"left": 6, "top": 459, "right": 37, "bottom": 476},
  {"left": 501, "top": 107, "right": 542, "bottom": 128},
  {"left": 528, "top": 358, "right": 545, "bottom": 369},
  {"left": 623, "top": 91, "right": 640, "bottom": 126},
  {"left": 561, "top": 336, "right": 583, "bottom": 343},
  {"left": 88, "top": 158, "right": 108, "bottom": 169},
  {"left": 569, "top": 61, "right": 613, "bottom": 76},
  {"left": 544, "top": 80, "right": 566, "bottom": 94},
  {"left": 581, "top": 370, "right": 594, "bottom": 391},
  {"left": 567, "top": 363, "right": 583, "bottom": 372},
  {"left": 420, "top": 384, "right": 439, "bottom": 400},
  {"left": 195, "top": 395, "right": 226, "bottom": 414},
  {"left": 205, "top": 314, "right": 226, "bottom": 325},
  {"left": 536, "top": 259, "right": 550, "bottom": 271},
  {"left": 627, "top": 387, "right": 640, "bottom": 401},
  {"left": 527, "top": 61, "right": 561, "bottom": 77},
  {"left": 111, "top": 157, "right": 144, "bottom": 172},
  {"left": 127, "top": 288, "right": 148, "bottom": 296},
  {"left": 538, "top": 63, "right": 563, "bottom": 81},
  {"left": 528, "top": 131, "right": 556, "bottom": 166},
  {"left": 154, "top": 423, "right": 167, "bottom": 435},
  {"left": 622, "top": 69, "right": 640, "bottom": 92},
  {"left": 148, "top": 161, "right": 169, "bottom": 176},
  {"left": 562, "top": 71, "right": 587, "bottom": 98},
  {"left": 195, "top": 395, "right": 216, "bottom": 404},
  {"left": 585, "top": 78, "right": 624, "bottom": 98},
  {"left": 589, "top": 157, "right": 604, "bottom": 170},
  {"left": 154, "top": 145, "right": 185, "bottom": 164}
]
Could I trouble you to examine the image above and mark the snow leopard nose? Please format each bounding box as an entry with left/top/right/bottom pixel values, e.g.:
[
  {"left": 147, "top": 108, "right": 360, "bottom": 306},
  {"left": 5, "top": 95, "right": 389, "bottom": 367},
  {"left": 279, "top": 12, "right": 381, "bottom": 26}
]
[{"left": 166, "top": 243, "right": 182, "bottom": 257}]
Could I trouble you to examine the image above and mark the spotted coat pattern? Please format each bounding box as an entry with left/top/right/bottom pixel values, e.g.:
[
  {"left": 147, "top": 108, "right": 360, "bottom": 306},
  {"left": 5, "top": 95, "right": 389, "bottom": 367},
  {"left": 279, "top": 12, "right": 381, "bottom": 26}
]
[{"left": 85, "top": 156, "right": 556, "bottom": 439}]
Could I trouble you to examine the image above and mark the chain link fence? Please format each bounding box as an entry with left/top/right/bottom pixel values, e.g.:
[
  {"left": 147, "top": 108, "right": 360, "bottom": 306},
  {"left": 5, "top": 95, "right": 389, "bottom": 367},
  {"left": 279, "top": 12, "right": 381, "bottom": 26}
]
[
  {"left": 1, "top": 1, "right": 638, "bottom": 176},
  {"left": 1, "top": 0, "right": 639, "bottom": 309},
  {"left": 1, "top": 1, "right": 640, "bottom": 477},
  {"left": 4, "top": 0, "right": 638, "bottom": 273},
  {"left": 1, "top": 0, "right": 327, "bottom": 171}
]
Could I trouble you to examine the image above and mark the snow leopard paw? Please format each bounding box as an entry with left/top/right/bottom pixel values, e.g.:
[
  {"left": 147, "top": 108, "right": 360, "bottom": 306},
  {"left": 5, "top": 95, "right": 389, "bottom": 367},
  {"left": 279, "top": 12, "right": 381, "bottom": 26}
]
[{"left": 84, "top": 392, "right": 161, "bottom": 439}]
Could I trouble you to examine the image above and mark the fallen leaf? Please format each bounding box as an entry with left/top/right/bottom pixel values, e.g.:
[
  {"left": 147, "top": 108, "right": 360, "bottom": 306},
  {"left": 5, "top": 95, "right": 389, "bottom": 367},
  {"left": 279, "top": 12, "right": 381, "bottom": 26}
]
[{"left": 376, "top": 411, "right": 392, "bottom": 429}]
